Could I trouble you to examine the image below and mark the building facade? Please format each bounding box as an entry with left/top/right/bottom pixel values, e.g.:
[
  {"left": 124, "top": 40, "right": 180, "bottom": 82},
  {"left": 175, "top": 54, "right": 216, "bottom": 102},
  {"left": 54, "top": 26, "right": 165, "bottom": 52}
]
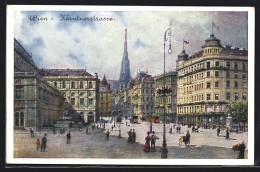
[
  {"left": 113, "top": 71, "right": 155, "bottom": 121},
  {"left": 99, "top": 75, "right": 112, "bottom": 117},
  {"left": 14, "top": 39, "right": 65, "bottom": 129},
  {"left": 176, "top": 34, "right": 248, "bottom": 128},
  {"left": 154, "top": 71, "right": 177, "bottom": 122},
  {"left": 39, "top": 69, "right": 100, "bottom": 123}
]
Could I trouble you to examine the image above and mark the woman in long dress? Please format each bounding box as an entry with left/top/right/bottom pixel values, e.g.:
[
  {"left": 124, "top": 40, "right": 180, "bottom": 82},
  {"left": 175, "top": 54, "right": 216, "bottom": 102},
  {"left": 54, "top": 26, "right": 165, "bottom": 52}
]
[{"left": 143, "top": 131, "right": 151, "bottom": 152}]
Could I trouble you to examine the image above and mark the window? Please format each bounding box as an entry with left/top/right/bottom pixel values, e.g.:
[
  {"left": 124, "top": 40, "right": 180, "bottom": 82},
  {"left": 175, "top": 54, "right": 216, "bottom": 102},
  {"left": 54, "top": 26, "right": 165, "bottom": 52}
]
[
  {"left": 62, "top": 81, "right": 66, "bottom": 88},
  {"left": 207, "top": 82, "right": 211, "bottom": 88},
  {"left": 215, "top": 94, "right": 219, "bottom": 100},
  {"left": 71, "top": 98, "right": 75, "bottom": 105},
  {"left": 235, "top": 93, "right": 239, "bottom": 100},
  {"left": 215, "top": 61, "right": 219, "bottom": 67},
  {"left": 38, "top": 88, "right": 42, "bottom": 99},
  {"left": 226, "top": 71, "right": 230, "bottom": 78},
  {"left": 226, "top": 61, "right": 230, "bottom": 68},
  {"left": 15, "top": 112, "right": 19, "bottom": 126},
  {"left": 234, "top": 81, "right": 239, "bottom": 88},
  {"left": 234, "top": 72, "right": 238, "bottom": 79},
  {"left": 215, "top": 82, "right": 219, "bottom": 88},
  {"left": 243, "top": 63, "right": 246, "bottom": 71},
  {"left": 80, "top": 98, "right": 84, "bottom": 105},
  {"left": 207, "top": 94, "right": 211, "bottom": 100},
  {"left": 207, "top": 71, "right": 210, "bottom": 77},
  {"left": 20, "top": 112, "right": 24, "bottom": 126},
  {"left": 207, "top": 62, "right": 210, "bottom": 69},
  {"left": 71, "top": 82, "right": 75, "bottom": 89},
  {"left": 242, "top": 73, "right": 246, "bottom": 79},
  {"left": 54, "top": 81, "right": 57, "bottom": 87},
  {"left": 226, "top": 80, "right": 230, "bottom": 88},
  {"left": 88, "top": 98, "right": 93, "bottom": 105},
  {"left": 226, "top": 92, "right": 230, "bottom": 100},
  {"left": 80, "top": 81, "right": 83, "bottom": 89},
  {"left": 15, "top": 86, "right": 24, "bottom": 98},
  {"left": 243, "top": 82, "right": 247, "bottom": 89},
  {"left": 242, "top": 93, "right": 247, "bottom": 100},
  {"left": 215, "top": 71, "right": 219, "bottom": 77},
  {"left": 89, "top": 82, "right": 92, "bottom": 88},
  {"left": 234, "top": 62, "right": 238, "bottom": 69}
]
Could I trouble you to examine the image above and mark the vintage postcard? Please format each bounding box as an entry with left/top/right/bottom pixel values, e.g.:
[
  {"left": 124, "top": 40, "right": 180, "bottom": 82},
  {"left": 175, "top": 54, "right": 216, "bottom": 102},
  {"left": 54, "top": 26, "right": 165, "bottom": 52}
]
[{"left": 6, "top": 5, "right": 255, "bottom": 165}]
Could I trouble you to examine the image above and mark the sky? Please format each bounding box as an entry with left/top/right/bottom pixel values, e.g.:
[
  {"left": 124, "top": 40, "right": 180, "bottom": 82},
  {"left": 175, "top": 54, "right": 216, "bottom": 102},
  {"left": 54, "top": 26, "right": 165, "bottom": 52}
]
[{"left": 14, "top": 10, "right": 248, "bottom": 80}]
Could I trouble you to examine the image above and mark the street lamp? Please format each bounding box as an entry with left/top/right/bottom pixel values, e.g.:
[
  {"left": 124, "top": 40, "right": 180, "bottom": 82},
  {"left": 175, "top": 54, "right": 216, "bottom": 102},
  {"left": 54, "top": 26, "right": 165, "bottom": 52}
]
[{"left": 160, "top": 26, "right": 172, "bottom": 159}]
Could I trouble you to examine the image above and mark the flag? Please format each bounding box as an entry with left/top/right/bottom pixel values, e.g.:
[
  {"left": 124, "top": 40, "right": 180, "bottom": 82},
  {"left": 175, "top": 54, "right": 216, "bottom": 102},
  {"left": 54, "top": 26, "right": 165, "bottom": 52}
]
[
  {"left": 184, "top": 40, "right": 189, "bottom": 44},
  {"left": 212, "top": 21, "right": 220, "bottom": 29}
]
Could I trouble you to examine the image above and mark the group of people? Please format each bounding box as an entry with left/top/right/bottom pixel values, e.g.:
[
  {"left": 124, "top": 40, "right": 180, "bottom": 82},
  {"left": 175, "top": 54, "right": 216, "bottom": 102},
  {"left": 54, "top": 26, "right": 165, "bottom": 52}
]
[
  {"left": 143, "top": 131, "right": 159, "bottom": 152},
  {"left": 36, "top": 133, "right": 47, "bottom": 152},
  {"left": 176, "top": 125, "right": 181, "bottom": 133},
  {"left": 216, "top": 126, "right": 230, "bottom": 140},
  {"left": 127, "top": 129, "right": 136, "bottom": 143}
]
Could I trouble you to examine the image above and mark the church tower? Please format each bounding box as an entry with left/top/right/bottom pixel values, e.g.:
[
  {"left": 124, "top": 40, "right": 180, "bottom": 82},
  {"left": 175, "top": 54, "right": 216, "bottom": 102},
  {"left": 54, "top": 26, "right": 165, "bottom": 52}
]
[{"left": 119, "top": 28, "right": 131, "bottom": 86}]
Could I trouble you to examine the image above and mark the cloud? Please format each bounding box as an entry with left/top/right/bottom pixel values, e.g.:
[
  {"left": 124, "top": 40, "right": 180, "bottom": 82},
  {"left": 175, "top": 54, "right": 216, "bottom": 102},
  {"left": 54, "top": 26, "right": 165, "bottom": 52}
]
[{"left": 14, "top": 11, "right": 248, "bottom": 80}]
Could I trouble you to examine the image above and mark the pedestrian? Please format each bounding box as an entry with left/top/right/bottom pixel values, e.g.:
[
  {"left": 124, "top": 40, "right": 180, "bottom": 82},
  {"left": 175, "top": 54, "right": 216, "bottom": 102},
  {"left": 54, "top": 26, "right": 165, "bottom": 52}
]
[
  {"left": 60, "top": 128, "right": 63, "bottom": 134},
  {"left": 226, "top": 127, "right": 229, "bottom": 140},
  {"left": 106, "top": 129, "right": 110, "bottom": 140},
  {"left": 217, "top": 127, "right": 221, "bottom": 137},
  {"left": 111, "top": 125, "right": 113, "bottom": 131},
  {"left": 97, "top": 124, "right": 99, "bottom": 129},
  {"left": 53, "top": 127, "right": 56, "bottom": 134},
  {"left": 36, "top": 138, "right": 40, "bottom": 151},
  {"left": 132, "top": 129, "right": 136, "bottom": 143},
  {"left": 238, "top": 141, "right": 246, "bottom": 159},
  {"left": 30, "top": 128, "right": 34, "bottom": 137},
  {"left": 185, "top": 130, "right": 190, "bottom": 146},
  {"left": 169, "top": 127, "right": 172, "bottom": 134},
  {"left": 41, "top": 134, "right": 47, "bottom": 152},
  {"left": 127, "top": 129, "right": 132, "bottom": 142},
  {"left": 143, "top": 131, "right": 151, "bottom": 152},
  {"left": 86, "top": 126, "right": 89, "bottom": 134},
  {"left": 66, "top": 131, "right": 71, "bottom": 144},
  {"left": 126, "top": 121, "right": 128, "bottom": 126},
  {"left": 150, "top": 131, "right": 159, "bottom": 152}
]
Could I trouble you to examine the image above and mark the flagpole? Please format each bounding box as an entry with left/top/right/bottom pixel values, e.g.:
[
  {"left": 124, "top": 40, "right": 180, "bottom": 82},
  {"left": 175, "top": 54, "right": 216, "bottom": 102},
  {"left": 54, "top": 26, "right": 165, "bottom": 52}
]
[
  {"left": 212, "top": 21, "right": 213, "bottom": 35},
  {"left": 183, "top": 38, "right": 184, "bottom": 50}
]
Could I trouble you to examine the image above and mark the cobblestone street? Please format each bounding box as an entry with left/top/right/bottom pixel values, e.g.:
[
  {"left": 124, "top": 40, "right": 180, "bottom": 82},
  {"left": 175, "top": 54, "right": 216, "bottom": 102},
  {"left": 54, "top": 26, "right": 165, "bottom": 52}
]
[{"left": 13, "top": 119, "right": 248, "bottom": 159}]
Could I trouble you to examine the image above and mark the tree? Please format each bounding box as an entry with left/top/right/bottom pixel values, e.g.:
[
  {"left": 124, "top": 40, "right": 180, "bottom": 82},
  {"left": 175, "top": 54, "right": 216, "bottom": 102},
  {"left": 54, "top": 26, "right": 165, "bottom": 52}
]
[{"left": 226, "top": 100, "right": 248, "bottom": 131}]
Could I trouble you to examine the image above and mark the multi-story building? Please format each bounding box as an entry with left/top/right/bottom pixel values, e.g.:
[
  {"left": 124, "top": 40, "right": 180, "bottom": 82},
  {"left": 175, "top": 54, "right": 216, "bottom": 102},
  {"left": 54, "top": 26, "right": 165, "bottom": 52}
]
[
  {"left": 113, "top": 71, "right": 155, "bottom": 121},
  {"left": 38, "top": 69, "right": 100, "bottom": 123},
  {"left": 99, "top": 75, "right": 112, "bottom": 117},
  {"left": 176, "top": 34, "right": 248, "bottom": 128},
  {"left": 154, "top": 71, "right": 177, "bottom": 122},
  {"left": 14, "top": 39, "right": 65, "bottom": 129}
]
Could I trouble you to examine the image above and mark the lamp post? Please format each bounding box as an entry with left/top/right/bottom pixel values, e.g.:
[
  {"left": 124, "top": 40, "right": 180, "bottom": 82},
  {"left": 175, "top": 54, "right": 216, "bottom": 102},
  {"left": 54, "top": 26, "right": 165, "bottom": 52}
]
[{"left": 160, "top": 26, "right": 172, "bottom": 159}]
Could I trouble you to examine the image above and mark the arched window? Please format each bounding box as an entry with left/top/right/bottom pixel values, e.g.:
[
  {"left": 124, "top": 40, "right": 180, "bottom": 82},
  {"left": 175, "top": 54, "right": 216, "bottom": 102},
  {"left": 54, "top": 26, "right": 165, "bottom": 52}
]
[
  {"left": 71, "top": 82, "right": 75, "bottom": 89},
  {"left": 89, "top": 82, "right": 92, "bottom": 88},
  {"left": 80, "top": 81, "right": 83, "bottom": 89},
  {"left": 54, "top": 81, "right": 57, "bottom": 87},
  {"left": 15, "top": 112, "right": 19, "bottom": 126},
  {"left": 62, "top": 81, "right": 66, "bottom": 88},
  {"left": 20, "top": 112, "right": 24, "bottom": 126}
]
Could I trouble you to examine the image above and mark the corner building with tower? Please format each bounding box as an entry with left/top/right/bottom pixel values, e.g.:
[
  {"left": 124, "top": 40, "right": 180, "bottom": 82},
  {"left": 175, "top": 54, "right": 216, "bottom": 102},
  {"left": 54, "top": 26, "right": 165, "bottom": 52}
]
[{"left": 176, "top": 34, "right": 248, "bottom": 128}]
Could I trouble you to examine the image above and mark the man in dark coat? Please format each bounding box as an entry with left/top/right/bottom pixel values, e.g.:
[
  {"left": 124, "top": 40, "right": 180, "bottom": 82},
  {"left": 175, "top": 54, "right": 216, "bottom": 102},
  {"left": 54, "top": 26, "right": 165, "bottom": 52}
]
[
  {"left": 239, "top": 141, "right": 246, "bottom": 159},
  {"left": 86, "top": 126, "right": 89, "bottom": 134},
  {"left": 132, "top": 129, "right": 136, "bottom": 143},
  {"left": 185, "top": 131, "right": 190, "bottom": 146},
  {"left": 127, "top": 129, "right": 132, "bottom": 142},
  {"left": 41, "top": 134, "right": 47, "bottom": 152},
  {"left": 66, "top": 131, "right": 71, "bottom": 144}
]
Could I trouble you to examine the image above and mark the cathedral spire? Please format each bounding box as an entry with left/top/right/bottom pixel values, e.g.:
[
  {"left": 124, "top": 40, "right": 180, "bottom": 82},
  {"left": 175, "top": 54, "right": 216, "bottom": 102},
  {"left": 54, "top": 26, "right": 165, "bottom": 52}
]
[{"left": 119, "top": 28, "right": 131, "bottom": 86}]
